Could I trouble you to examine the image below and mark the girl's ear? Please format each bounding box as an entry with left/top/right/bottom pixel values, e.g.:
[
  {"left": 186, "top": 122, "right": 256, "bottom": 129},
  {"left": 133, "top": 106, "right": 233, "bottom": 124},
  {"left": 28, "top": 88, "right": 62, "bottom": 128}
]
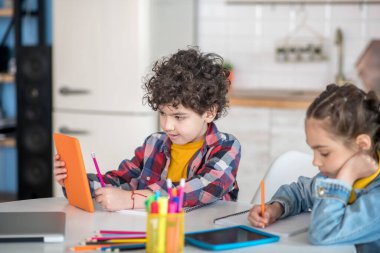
[
  {"left": 355, "top": 134, "right": 372, "bottom": 151},
  {"left": 204, "top": 106, "right": 217, "bottom": 123}
]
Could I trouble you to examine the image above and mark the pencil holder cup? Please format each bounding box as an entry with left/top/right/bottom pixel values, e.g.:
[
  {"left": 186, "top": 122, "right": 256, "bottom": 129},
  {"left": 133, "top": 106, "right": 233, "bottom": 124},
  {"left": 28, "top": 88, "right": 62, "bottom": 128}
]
[{"left": 146, "top": 212, "right": 184, "bottom": 253}]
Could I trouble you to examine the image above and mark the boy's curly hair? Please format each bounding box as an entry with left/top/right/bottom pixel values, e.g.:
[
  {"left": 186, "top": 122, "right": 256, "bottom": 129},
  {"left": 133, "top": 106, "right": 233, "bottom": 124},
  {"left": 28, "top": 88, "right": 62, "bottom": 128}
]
[{"left": 143, "top": 47, "right": 230, "bottom": 120}]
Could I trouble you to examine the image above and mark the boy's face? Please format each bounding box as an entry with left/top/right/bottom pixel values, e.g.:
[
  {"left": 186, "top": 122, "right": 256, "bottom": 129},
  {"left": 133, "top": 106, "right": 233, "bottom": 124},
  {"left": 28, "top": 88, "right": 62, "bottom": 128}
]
[
  {"left": 305, "top": 118, "right": 357, "bottom": 178},
  {"left": 158, "top": 104, "right": 215, "bottom": 145}
]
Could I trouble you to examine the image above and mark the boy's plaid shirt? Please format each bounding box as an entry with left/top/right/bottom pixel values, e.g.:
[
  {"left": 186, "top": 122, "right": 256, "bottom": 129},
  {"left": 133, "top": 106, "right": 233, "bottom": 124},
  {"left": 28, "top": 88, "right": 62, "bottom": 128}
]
[{"left": 89, "top": 122, "right": 241, "bottom": 207}]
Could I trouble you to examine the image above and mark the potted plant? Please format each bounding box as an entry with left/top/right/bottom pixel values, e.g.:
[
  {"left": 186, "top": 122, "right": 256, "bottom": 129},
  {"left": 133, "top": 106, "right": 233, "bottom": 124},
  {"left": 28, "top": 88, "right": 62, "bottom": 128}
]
[{"left": 223, "top": 62, "right": 234, "bottom": 84}]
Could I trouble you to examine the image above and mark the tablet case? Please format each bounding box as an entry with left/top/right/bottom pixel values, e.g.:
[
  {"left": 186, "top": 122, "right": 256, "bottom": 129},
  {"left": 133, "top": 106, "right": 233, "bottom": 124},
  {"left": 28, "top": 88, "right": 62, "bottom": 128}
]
[
  {"left": 185, "top": 225, "right": 279, "bottom": 251},
  {"left": 53, "top": 133, "right": 95, "bottom": 213}
]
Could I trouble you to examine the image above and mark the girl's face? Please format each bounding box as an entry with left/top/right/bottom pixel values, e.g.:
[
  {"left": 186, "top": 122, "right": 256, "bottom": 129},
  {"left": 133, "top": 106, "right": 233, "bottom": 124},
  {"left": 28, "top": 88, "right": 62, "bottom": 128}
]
[
  {"left": 305, "top": 118, "right": 358, "bottom": 178},
  {"left": 158, "top": 104, "right": 215, "bottom": 145}
]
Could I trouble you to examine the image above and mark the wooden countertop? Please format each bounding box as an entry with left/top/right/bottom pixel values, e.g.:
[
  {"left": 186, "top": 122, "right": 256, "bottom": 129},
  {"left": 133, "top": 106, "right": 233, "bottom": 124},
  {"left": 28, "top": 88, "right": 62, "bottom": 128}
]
[{"left": 229, "top": 89, "right": 321, "bottom": 109}]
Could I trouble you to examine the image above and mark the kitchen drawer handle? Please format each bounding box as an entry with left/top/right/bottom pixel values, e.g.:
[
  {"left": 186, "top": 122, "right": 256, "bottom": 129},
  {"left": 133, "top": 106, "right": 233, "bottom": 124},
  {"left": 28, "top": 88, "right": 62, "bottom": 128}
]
[
  {"left": 59, "top": 86, "right": 90, "bottom": 95},
  {"left": 59, "top": 126, "right": 89, "bottom": 135}
]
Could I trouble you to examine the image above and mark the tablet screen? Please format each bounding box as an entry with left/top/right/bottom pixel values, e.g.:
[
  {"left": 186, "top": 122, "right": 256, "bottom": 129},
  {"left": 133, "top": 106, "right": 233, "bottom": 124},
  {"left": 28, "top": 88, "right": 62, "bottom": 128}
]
[
  {"left": 186, "top": 227, "right": 268, "bottom": 245},
  {"left": 185, "top": 226, "right": 279, "bottom": 250}
]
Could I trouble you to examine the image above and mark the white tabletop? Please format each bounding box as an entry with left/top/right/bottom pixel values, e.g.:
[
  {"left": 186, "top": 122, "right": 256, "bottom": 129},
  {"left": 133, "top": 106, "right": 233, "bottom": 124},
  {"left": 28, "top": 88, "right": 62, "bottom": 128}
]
[{"left": 0, "top": 197, "right": 356, "bottom": 253}]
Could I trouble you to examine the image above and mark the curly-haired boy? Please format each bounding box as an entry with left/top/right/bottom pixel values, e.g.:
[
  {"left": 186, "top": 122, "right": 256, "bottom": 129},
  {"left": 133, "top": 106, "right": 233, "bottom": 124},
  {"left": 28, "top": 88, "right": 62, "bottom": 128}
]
[{"left": 54, "top": 48, "right": 241, "bottom": 211}]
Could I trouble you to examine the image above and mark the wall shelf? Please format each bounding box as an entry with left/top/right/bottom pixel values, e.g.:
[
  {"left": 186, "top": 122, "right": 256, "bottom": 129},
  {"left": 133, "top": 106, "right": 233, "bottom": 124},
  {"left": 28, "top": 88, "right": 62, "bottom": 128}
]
[
  {"left": 227, "top": 0, "right": 380, "bottom": 4},
  {"left": 0, "top": 8, "right": 13, "bottom": 17},
  {"left": 230, "top": 88, "right": 320, "bottom": 109}
]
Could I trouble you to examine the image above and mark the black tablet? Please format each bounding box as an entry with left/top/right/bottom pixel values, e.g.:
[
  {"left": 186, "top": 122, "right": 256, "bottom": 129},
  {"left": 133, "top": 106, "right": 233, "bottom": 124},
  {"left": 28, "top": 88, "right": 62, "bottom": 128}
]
[{"left": 185, "top": 225, "right": 279, "bottom": 251}]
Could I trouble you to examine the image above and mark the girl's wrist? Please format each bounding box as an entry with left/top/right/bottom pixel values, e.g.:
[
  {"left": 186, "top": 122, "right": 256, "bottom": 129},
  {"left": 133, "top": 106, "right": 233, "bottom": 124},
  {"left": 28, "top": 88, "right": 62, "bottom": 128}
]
[{"left": 271, "top": 202, "right": 284, "bottom": 219}]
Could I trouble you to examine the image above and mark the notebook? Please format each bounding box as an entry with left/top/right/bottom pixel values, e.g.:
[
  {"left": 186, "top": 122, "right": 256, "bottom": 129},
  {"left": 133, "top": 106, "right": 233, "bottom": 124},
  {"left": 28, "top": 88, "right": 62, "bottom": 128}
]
[
  {"left": 214, "top": 210, "right": 310, "bottom": 237},
  {"left": 0, "top": 212, "right": 66, "bottom": 243},
  {"left": 53, "top": 133, "right": 95, "bottom": 213}
]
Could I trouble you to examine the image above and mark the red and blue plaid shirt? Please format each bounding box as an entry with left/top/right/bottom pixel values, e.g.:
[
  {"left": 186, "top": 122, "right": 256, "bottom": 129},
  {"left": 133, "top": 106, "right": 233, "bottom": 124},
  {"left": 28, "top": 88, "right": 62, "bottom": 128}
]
[{"left": 88, "top": 122, "right": 241, "bottom": 207}]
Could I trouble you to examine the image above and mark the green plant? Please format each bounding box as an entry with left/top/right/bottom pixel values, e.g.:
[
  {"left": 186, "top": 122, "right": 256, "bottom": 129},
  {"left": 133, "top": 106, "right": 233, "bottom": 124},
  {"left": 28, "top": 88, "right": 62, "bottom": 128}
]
[{"left": 223, "top": 62, "right": 233, "bottom": 71}]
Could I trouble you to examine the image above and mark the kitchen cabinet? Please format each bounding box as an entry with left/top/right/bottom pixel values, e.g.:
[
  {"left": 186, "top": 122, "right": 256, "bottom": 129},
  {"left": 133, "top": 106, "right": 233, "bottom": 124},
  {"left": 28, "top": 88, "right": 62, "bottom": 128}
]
[
  {"left": 217, "top": 105, "right": 310, "bottom": 203},
  {"left": 53, "top": 0, "right": 195, "bottom": 196}
]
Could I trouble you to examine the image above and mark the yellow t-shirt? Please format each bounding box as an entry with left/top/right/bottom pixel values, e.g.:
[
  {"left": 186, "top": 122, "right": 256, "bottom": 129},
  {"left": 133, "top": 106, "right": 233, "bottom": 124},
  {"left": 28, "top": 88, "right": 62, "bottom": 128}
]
[
  {"left": 348, "top": 153, "right": 380, "bottom": 204},
  {"left": 167, "top": 139, "right": 204, "bottom": 183}
]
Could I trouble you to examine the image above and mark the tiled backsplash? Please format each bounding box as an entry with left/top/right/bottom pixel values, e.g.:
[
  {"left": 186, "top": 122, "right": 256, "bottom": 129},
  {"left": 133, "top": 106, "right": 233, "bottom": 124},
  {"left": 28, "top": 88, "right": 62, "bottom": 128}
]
[{"left": 197, "top": 0, "right": 380, "bottom": 91}]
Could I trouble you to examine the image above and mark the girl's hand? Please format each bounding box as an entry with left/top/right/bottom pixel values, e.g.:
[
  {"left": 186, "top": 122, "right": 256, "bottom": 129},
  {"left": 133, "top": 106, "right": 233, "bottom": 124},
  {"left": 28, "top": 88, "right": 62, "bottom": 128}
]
[
  {"left": 337, "top": 152, "right": 378, "bottom": 185},
  {"left": 248, "top": 202, "right": 284, "bottom": 228},
  {"left": 53, "top": 154, "right": 67, "bottom": 187}
]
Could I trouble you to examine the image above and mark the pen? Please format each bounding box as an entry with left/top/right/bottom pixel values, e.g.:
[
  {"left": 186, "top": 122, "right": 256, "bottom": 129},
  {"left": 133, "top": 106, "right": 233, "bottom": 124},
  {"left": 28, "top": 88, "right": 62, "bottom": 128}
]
[
  {"left": 167, "top": 178, "right": 173, "bottom": 199},
  {"left": 91, "top": 152, "right": 105, "bottom": 187},
  {"left": 157, "top": 197, "right": 168, "bottom": 253},
  {"left": 261, "top": 180, "right": 265, "bottom": 217}
]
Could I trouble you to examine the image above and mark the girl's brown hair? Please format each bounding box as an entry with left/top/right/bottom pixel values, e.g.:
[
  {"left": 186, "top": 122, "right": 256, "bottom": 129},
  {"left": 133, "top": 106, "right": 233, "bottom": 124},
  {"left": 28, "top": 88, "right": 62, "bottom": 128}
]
[{"left": 306, "top": 83, "right": 380, "bottom": 161}]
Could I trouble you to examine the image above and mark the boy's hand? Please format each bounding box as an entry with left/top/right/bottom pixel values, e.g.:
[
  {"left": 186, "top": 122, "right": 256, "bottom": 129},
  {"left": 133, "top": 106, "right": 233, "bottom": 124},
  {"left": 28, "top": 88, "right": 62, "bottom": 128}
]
[
  {"left": 94, "top": 188, "right": 152, "bottom": 212},
  {"left": 94, "top": 187, "right": 130, "bottom": 211},
  {"left": 53, "top": 154, "right": 67, "bottom": 187},
  {"left": 248, "top": 202, "right": 284, "bottom": 228},
  {"left": 337, "top": 152, "right": 378, "bottom": 185}
]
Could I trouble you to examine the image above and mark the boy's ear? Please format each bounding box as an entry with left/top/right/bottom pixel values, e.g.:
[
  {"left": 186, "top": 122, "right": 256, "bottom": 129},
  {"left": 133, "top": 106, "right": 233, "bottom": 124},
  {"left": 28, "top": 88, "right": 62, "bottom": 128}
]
[
  {"left": 355, "top": 134, "right": 372, "bottom": 151},
  {"left": 204, "top": 106, "right": 217, "bottom": 123}
]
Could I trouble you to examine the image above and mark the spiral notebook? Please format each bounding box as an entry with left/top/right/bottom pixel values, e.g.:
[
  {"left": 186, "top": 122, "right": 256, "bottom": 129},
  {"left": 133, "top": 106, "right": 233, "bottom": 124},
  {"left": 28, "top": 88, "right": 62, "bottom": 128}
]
[{"left": 214, "top": 211, "right": 310, "bottom": 237}]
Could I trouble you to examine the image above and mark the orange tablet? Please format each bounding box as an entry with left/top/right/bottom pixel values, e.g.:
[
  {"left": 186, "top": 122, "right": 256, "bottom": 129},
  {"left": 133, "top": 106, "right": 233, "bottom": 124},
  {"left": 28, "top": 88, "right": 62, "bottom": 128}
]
[{"left": 53, "top": 133, "right": 94, "bottom": 213}]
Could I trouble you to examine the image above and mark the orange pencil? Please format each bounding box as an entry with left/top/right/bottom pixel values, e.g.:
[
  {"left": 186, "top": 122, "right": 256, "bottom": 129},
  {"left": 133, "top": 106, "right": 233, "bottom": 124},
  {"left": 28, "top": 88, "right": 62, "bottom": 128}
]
[
  {"left": 261, "top": 180, "right": 265, "bottom": 217},
  {"left": 70, "top": 244, "right": 110, "bottom": 251}
]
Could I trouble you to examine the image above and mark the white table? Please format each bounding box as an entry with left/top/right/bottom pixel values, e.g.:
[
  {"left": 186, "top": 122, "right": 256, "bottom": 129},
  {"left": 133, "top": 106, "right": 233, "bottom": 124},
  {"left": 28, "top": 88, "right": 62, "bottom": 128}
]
[{"left": 0, "top": 197, "right": 356, "bottom": 253}]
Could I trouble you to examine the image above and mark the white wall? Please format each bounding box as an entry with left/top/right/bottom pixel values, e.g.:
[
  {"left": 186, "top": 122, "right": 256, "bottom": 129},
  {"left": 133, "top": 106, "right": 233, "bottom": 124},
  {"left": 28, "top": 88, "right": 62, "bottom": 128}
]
[
  {"left": 197, "top": 1, "right": 380, "bottom": 202},
  {"left": 198, "top": 1, "right": 380, "bottom": 91}
]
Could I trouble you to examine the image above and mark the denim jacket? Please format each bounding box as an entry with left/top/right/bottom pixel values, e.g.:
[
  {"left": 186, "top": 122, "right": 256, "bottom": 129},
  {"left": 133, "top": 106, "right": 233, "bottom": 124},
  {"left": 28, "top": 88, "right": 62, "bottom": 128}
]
[{"left": 269, "top": 173, "right": 380, "bottom": 253}]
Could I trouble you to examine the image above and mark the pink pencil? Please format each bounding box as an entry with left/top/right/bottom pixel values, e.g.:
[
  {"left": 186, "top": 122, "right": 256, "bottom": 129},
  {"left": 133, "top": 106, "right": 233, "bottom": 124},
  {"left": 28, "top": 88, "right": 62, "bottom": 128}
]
[
  {"left": 89, "top": 236, "right": 146, "bottom": 241},
  {"left": 99, "top": 230, "right": 146, "bottom": 235},
  {"left": 91, "top": 152, "right": 105, "bottom": 187}
]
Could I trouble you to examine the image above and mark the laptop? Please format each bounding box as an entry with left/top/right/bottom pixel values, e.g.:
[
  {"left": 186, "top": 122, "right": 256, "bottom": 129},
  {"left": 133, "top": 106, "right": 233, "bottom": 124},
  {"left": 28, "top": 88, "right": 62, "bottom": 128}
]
[
  {"left": 0, "top": 212, "right": 65, "bottom": 243},
  {"left": 53, "top": 133, "right": 95, "bottom": 213}
]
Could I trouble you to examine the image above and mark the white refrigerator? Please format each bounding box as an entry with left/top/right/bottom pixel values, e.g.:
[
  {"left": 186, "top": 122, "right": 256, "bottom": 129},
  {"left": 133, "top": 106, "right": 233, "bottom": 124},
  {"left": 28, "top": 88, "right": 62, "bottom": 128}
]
[{"left": 52, "top": 0, "right": 195, "bottom": 196}]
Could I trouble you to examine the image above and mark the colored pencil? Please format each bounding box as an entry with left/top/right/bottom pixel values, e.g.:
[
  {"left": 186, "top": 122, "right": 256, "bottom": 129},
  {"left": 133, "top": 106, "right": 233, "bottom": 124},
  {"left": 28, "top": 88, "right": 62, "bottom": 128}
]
[
  {"left": 88, "top": 238, "right": 146, "bottom": 244},
  {"left": 98, "top": 230, "right": 146, "bottom": 235},
  {"left": 88, "top": 236, "right": 145, "bottom": 241},
  {"left": 70, "top": 244, "right": 111, "bottom": 251},
  {"left": 100, "top": 243, "right": 145, "bottom": 252},
  {"left": 261, "top": 180, "right": 265, "bottom": 217}
]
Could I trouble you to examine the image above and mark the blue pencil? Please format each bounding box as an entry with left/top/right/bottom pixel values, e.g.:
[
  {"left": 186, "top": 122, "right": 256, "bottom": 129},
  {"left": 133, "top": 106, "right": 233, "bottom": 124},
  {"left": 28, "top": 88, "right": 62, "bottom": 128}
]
[{"left": 100, "top": 243, "right": 145, "bottom": 252}]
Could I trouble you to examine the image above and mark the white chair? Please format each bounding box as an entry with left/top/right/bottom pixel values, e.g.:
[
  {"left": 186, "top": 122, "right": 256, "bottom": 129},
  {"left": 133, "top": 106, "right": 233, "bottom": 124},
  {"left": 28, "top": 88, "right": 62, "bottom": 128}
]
[{"left": 251, "top": 150, "right": 318, "bottom": 204}]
